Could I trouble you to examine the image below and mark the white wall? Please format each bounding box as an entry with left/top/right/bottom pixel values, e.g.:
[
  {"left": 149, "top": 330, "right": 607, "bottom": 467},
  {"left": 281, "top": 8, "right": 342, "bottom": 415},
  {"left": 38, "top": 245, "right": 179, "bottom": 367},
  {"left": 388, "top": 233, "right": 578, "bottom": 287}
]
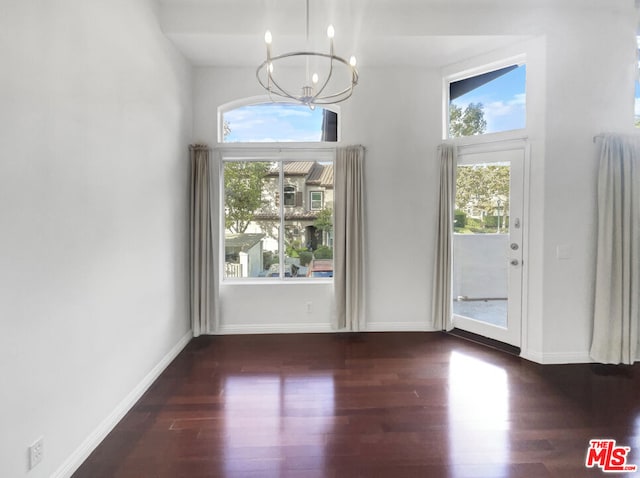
[
  {"left": 0, "top": 1, "right": 192, "bottom": 476},
  {"left": 539, "top": 7, "right": 637, "bottom": 362},
  {"left": 193, "top": 1, "right": 638, "bottom": 362}
]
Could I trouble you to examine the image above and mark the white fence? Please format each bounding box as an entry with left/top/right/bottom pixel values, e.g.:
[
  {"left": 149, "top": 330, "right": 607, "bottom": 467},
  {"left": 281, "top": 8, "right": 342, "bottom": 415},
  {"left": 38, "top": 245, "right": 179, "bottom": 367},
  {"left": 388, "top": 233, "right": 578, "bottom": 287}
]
[{"left": 225, "top": 262, "right": 243, "bottom": 278}]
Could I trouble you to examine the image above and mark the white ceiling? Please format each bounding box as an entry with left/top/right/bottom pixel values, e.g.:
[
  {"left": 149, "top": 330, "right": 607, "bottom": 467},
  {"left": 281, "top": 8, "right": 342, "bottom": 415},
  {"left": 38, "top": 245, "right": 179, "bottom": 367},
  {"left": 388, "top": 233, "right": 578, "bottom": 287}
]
[{"left": 158, "top": 0, "right": 540, "bottom": 68}]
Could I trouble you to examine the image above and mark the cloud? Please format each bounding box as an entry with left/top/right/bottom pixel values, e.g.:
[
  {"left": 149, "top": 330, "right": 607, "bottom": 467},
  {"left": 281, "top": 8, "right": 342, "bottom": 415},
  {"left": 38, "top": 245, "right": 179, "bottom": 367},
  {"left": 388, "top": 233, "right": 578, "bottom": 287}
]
[
  {"left": 272, "top": 107, "right": 314, "bottom": 118},
  {"left": 484, "top": 93, "right": 526, "bottom": 119},
  {"left": 224, "top": 103, "right": 323, "bottom": 142}
]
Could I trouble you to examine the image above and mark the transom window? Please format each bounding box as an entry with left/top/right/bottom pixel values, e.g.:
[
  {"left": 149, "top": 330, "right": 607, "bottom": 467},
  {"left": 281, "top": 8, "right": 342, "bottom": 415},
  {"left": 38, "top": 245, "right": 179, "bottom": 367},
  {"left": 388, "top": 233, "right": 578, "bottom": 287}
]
[
  {"left": 446, "top": 61, "right": 526, "bottom": 138},
  {"left": 221, "top": 102, "right": 338, "bottom": 143},
  {"left": 635, "top": 35, "right": 640, "bottom": 128}
]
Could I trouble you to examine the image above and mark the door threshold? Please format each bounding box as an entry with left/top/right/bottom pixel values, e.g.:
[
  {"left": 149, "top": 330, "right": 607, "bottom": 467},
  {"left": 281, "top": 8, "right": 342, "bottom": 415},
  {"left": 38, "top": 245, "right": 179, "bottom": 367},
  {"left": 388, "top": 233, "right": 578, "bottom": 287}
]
[{"left": 448, "top": 328, "right": 521, "bottom": 356}]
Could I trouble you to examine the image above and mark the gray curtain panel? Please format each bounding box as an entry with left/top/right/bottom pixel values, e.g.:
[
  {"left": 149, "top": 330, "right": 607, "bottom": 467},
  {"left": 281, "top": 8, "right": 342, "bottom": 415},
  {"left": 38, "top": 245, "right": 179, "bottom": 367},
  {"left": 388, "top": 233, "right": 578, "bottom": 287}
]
[
  {"left": 334, "top": 145, "right": 366, "bottom": 331},
  {"left": 189, "top": 144, "right": 218, "bottom": 336},
  {"left": 432, "top": 144, "right": 456, "bottom": 331},
  {"left": 590, "top": 134, "right": 640, "bottom": 364}
]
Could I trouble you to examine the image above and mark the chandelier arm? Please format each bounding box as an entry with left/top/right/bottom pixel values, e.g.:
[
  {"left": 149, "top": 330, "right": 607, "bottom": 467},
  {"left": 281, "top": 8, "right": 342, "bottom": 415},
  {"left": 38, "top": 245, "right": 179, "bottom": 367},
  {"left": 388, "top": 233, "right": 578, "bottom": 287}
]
[
  {"left": 311, "top": 87, "right": 353, "bottom": 103},
  {"left": 311, "top": 54, "right": 335, "bottom": 102},
  {"left": 267, "top": 72, "right": 302, "bottom": 102},
  {"left": 257, "top": 62, "right": 302, "bottom": 102},
  {"left": 256, "top": 52, "right": 358, "bottom": 106},
  {"left": 311, "top": 36, "right": 335, "bottom": 102}
]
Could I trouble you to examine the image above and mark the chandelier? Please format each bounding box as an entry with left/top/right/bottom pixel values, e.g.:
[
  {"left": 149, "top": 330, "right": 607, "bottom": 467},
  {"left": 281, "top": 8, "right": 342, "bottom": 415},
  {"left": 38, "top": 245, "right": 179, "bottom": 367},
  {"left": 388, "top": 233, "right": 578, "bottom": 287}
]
[{"left": 256, "top": 0, "right": 359, "bottom": 107}]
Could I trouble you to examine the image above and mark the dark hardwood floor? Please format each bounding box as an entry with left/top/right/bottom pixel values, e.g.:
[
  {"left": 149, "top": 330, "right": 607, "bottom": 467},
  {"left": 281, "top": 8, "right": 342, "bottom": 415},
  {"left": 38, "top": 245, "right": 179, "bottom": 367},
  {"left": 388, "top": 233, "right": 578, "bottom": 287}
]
[{"left": 73, "top": 332, "right": 640, "bottom": 477}]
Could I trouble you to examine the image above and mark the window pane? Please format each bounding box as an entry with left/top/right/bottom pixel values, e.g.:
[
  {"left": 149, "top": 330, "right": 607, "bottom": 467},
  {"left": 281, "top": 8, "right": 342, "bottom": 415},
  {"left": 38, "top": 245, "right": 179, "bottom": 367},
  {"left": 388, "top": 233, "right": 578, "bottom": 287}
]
[
  {"left": 224, "top": 161, "right": 277, "bottom": 279},
  {"left": 223, "top": 159, "right": 334, "bottom": 280},
  {"left": 635, "top": 36, "right": 640, "bottom": 128},
  {"left": 283, "top": 161, "right": 333, "bottom": 279},
  {"left": 449, "top": 64, "right": 526, "bottom": 138},
  {"left": 453, "top": 162, "right": 510, "bottom": 329},
  {"left": 222, "top": 104, "right": 338, "bottom": 143},
  {"left": 310, "top": 191, "right": 323, "bottom": 210}
]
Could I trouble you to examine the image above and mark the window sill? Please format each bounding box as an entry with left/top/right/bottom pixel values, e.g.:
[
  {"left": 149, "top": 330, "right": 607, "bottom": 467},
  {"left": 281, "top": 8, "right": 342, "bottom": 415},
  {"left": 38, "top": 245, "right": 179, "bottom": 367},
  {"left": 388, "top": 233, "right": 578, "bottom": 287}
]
[{"left": 221, "top": 278, "right": 333, "bottom": 286}]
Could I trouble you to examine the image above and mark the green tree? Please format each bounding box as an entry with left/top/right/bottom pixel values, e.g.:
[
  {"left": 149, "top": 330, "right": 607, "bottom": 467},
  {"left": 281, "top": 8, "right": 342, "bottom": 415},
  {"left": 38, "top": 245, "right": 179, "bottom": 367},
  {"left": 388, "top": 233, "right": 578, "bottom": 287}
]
[
  {"left": 449, "top": 102, "right": 487, "bottom": 138},
  {"left": 224, "top": 162, "right": 270, "bottom": 233},
  {"left": 455, "top": 164, "right": 510, "bottom": 232},
  {"left": 314, "top": 207, "right": 333, "bottom": 235},
  {"left": 314, "top": 245, "right": 333, "bottom": 259}
]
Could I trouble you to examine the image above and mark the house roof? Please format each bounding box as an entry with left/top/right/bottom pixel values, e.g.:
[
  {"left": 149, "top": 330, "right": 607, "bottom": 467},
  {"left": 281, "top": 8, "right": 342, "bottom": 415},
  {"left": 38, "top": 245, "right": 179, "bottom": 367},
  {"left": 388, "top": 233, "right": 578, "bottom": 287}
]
[
  {"left": 284, "top": 161, "right": 316, "bottom": 176},
  {"left": 306, "top": 163, "right": 334, "bottom": 189},
  {"left": 268, "top": 162, "right": 314, "bottom": 176},
  {"left": 225, "top": 233, "right": 265, "bottom": 252},
  {"left": 267, "top": 161, "right": 334, "bottom": 189}
]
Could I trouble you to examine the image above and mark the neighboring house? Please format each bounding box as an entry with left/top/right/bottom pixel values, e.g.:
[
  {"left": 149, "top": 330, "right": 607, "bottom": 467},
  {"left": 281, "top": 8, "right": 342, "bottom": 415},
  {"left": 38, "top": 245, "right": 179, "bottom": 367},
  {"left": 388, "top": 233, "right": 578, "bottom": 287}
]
[
  {"left": 254, "top": 161, "right": 334, "bottom": 251},
  {"left": 224, "top": 233, "right": 265, "bottom": 278}
]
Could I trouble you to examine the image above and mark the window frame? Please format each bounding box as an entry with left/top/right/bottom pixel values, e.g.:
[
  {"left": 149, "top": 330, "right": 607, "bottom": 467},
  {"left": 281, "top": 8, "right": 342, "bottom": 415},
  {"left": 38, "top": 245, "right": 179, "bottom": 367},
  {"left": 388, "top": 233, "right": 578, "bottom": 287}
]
[
  {"left": 310, "top": 191, "right": 324, "bottom": 210},
  {"left": 283, "top": 185, "right": 297, "bottom": 207},
  {"left": 443, "top": 54, "right": 527, "bottom": 141},
  {"left": 219, "top": 145, "right": 336, "bottom": 284}
]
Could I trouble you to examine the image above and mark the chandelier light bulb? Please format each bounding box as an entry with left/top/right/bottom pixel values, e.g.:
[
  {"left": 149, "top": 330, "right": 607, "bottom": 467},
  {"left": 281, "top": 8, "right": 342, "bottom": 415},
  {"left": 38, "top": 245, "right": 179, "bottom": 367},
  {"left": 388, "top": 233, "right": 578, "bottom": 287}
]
[
  {"left": 349, "top": 56, "right": 357, "bottom": 67},
  {"left": 268, "top": 62, "right": 274, "bottom": 73},
  {"left": 264, "top": 30, "right": 272, "bottom": 45},
  {"left": 327, "top": 25, "right": 335, "bottom": 39},
  {"left": 312, "top": 73, "right": 319, "bottom": 84}
]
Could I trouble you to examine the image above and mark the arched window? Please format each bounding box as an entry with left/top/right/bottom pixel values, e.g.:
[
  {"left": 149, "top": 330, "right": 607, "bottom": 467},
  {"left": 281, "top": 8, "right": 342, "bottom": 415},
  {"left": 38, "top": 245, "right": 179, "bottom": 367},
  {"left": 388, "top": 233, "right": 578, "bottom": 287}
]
[
  {"left": 220, "top": 99, "right": 339, "bottom": 143},
  {"left": 218, "top": 98, "right": 337, "bottom": 281}
]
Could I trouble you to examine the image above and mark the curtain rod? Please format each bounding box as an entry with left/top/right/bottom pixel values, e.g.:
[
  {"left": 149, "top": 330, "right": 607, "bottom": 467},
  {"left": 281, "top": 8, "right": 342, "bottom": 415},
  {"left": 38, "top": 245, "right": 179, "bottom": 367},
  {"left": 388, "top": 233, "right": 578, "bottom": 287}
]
[{"left": 593, "top": 132, "right": 640, "bottom": 143}]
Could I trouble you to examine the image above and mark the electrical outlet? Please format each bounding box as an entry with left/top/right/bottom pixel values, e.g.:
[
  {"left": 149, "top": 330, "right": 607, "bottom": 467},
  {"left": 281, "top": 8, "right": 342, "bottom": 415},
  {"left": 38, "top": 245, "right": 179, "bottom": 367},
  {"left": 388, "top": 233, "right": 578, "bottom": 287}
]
[{"left": 28, "top": 437, "right": 43, "bottom": 469}]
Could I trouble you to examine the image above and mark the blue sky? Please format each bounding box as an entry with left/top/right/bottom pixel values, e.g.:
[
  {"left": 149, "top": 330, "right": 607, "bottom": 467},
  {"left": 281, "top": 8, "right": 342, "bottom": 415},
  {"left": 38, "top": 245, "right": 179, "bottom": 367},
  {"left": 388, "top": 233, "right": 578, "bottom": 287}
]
[
  {"left": 636, "top": 36, "right": 640, "bottom": 120},
  {"left": 224, "top": 104, "right": 325, "bottom": 142},
  {"left": 451, "top": 65, "right": 527, "bottom": 134}
]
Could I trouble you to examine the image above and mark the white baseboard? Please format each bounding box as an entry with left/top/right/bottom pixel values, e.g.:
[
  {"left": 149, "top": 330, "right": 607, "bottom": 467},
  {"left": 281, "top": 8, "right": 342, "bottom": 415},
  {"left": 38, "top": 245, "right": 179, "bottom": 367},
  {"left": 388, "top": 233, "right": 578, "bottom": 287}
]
[
  {"left": 520, "top": 349, "right": 544, "bottom": 363},
  {"left": 540, "top": 351, "right": 593, "bottom": 364},
  {"left": 521, "top": 349, "right": 593, "bottom": 364},
  {"left": 366, "top": 322, "right": 437, "bottom": 332},
  {"left": 217, "top": 323, "right": 441, "bottom": 334},
  {"left": 217, "top": 323, "right": 334, "bottom": 334},
  {"left": 52, "top": 330, "right": 193, "bottom": 478}
]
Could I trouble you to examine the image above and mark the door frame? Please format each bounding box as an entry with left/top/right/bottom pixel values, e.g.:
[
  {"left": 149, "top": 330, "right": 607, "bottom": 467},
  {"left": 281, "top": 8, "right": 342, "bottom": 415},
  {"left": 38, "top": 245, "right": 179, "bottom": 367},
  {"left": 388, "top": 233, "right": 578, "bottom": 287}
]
[{"left": 450, "top": 138, "right": 530, "bottom": 354}]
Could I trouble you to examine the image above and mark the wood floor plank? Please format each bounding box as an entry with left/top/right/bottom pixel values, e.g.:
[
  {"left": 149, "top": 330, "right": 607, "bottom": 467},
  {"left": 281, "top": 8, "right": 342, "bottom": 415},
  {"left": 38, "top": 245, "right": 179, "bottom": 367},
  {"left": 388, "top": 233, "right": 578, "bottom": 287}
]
[{"left": 72, "top": 332, "right": 640, "bottom": 477}]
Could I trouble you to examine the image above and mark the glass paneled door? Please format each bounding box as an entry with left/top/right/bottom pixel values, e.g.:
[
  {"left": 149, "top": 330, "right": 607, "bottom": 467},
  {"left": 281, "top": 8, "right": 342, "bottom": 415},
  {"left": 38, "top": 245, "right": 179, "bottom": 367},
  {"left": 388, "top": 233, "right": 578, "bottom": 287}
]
[{"left": 452, "top": 147, "right": 525, "bottom": 347}]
